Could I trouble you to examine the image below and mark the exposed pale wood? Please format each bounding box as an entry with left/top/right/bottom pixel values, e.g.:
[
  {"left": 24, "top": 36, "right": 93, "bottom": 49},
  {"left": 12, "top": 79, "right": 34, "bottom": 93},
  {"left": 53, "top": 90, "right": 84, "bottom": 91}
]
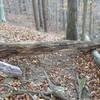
[
  {"left": 0, "top": 40, "right": 99, "bottom": 58},
  {"left": 0, "top": 61, "right": 22, "bottom": 76}
]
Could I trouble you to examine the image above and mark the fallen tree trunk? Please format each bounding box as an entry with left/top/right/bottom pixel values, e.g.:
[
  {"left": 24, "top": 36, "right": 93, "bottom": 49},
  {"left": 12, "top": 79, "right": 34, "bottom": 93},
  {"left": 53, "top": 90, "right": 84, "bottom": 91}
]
[{"left": 0, "top": 40, "right": 100, "bottom": 58}]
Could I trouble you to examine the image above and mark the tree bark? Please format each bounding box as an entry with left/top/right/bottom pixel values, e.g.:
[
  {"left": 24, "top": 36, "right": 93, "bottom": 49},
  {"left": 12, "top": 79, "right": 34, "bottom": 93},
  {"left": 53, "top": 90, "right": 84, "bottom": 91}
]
[
  {"left": 41, "top": 0, "right": 47, "bottom": 32},
  {"left": 38, "top": 0, "right": 43, "bottom": 29},
  {"left": 0, "top": 0, "right": 6, "bottom": 22},
  {"left": 32, "top": 0, "right": 40, "bottom": 30},
  {"left": 0, "top": 40, "right": 100, "bottom": 58},
  {"left": 89, "top": 0, "right": 93, "bottom": 36},
  {"left": 66, "top": 0, "right": 77, "bottom": 40},
  {"left": 81, "top": 0, "right": 88, "bottom": 40}
]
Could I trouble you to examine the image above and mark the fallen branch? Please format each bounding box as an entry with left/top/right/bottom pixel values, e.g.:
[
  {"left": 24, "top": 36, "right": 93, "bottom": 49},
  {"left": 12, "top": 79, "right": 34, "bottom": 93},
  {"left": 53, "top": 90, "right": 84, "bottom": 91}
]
[
  {"left": 44, "top": 71, "right": 67, "bottom": 100},
  {"left": 0, "top": 83, "right": 41, "bottom": 98}
]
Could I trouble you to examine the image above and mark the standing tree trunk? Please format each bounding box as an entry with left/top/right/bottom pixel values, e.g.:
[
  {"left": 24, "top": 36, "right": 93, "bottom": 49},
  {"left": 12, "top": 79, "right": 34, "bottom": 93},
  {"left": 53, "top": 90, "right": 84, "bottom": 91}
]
[
  {"left": 62, "top": 0, "right": 66, "bottom": 31},
  {"left": 4, "top": 0, "right": 11, "bottom": 13},
  {"left": 89, "top": 0, "right": 93, "bottom": 36},
  {"left": 41, "top": 0, "right": 47, "bottom": 32},
  {"left": 38, "top": 0, "right": 43, "bottom": 29},
  {"left": 66, "top": 0, "right": 77, "bottom": 40},
  {"left": 92, "top": 0, "right": 95, "bottom": 34},
  {"left": 38, "top": 0, "right": 48, "bottom": 32},
  {"left": 0, "top": 0, "right": 6, "bottom": 22},
  {"left": 81, "top": 0, "right": 88, "bottom": 40},
  {"left": 32, "top": 0, "right": 40, "bottom": 30},
  {"left": 32, "top": 0, "right": 47, "bottom": 32}
]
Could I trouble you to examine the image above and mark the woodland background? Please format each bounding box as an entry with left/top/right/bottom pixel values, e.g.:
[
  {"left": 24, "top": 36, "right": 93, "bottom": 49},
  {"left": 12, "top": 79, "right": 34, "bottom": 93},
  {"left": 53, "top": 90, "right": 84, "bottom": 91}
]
[{"left": 0, "top": 0, "right": 100, "bottom": 100}]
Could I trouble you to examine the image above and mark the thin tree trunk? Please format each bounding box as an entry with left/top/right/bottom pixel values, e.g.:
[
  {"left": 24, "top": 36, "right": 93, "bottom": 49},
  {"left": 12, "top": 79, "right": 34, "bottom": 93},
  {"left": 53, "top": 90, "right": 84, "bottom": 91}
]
[
  {"left": 81, "top": 0, "right": 88, "bottom": 40},
  {"left": 18, "top": 0, "right": 22, "bottom": 14},
  {"left": 92, "top": 1, "right": 95, "bottom": 34},
  {"left": 89, "top": 0, "right": 93, "bottom": 36},
  {"left": 38, "top": 0, "right": 43, "bottom": 29},
  {"left": 92, "top": 14, "right": 95, "bottom": 34},
  {"left": 62, "top": 0, "right": 65, "bottom": 31},
  {"left": 66, "top": 0, "right": 77, "bottom": 40},
  {"left": 41, "top": 0, "right": 47, "bottom": 32},
  {"left": 0, "top": 0, "right": 6, "bottom": 22},
  {"left": 5, "top": 0, "right": 11, "bottom": 13},
  {"left": 32, "top": 0, "right": 40, "bottom": 30}
]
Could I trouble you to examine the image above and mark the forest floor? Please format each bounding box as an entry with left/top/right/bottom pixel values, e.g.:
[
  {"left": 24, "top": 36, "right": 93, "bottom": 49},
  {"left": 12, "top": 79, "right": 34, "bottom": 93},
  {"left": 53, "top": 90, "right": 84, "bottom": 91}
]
[{"left": 0, "top": 22, "right": 100, "bottom": 100}]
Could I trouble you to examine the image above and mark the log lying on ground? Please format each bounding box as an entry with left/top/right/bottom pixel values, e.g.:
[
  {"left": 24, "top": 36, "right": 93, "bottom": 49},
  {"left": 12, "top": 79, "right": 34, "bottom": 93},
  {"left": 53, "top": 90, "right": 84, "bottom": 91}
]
[
  {"left": 0, "top": 61, "right": 22, "bottom": 76},
  {"left": 0, "top": 40, "right": 100, "bottom": 58}
]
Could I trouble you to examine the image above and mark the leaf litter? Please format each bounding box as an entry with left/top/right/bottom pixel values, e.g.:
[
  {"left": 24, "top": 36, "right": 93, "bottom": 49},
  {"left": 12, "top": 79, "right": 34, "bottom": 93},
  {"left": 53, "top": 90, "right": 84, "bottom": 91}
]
[{"left": 0, "top": 23, "right": 100, "bottom": 100}]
